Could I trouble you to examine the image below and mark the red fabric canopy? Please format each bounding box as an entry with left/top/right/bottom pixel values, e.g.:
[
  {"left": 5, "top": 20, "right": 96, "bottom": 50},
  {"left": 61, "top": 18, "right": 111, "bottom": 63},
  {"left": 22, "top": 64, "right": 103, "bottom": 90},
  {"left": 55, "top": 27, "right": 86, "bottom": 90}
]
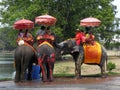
[
  {"left": 35, "top": 15, "right": 57, "bottom": 26},
  {"left": 13, "top": 19, "right": 34, "bottom": 30},
  {"left": 80, "top": 17, "right": 101, "bottom": 27}
]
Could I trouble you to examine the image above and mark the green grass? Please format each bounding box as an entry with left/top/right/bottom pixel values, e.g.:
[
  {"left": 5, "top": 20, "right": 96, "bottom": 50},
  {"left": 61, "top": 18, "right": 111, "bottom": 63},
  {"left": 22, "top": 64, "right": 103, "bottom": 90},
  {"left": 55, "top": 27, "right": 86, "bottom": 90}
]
[
  {"left": 107, "top": 72, "right": 120, "bottom": 75},
  {"left": 53, "top": 72, "right": 120, "bottom": 78},
  {"left": 54, "top": 73, "right": 74, "bottom": 77},
  {"left": 0, "top": 78, "right": 12, "bottom": 81}
]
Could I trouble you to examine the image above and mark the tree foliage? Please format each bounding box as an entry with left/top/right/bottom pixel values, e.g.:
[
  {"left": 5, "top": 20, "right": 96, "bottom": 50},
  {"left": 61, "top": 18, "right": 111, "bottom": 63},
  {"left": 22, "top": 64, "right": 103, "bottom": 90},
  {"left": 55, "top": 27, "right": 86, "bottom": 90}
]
[{"left": 0, "top": 0, "right": 119, "bottom": 50}]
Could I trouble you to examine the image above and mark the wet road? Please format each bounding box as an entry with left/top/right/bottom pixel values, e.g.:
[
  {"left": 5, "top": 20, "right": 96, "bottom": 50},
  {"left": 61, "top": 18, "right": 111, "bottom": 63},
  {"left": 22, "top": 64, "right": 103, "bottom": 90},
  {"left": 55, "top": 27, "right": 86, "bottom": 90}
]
[{"left": 0, "top": 76, "right": 120, "bottom": 90}]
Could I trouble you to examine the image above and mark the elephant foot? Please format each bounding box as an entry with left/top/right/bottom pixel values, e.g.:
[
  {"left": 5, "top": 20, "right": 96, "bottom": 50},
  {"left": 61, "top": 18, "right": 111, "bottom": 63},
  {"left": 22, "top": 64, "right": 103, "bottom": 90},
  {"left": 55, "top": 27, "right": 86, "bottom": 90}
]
[
  {"left": 79, "top": 76, "right": 82, "bottom": 79},
  {"left": 48, "top": 78, "right": 53, "bottom": 82},
  {"left": 49, "top": 80, "right": 53, "bottom": 82},
  {"left": 27, "top": 77, "right": 32, "bottom": 81},
  {"left": 74, "top": 76, "right": 79, "bottom": 80},
  {"left": 21, "top": 80, "right": 26, "bottom": 83},
  {"left": 101, "top": 74, "right": 107, "bottom": 78},
  {"left": 14, "top": 79, "right": 20, "bottom": 83},
  {"left": 42, "top": 77, "right": 47, "bottom": 82},
  {"left": 42, "top": 79, "right": 48, "bottom": 82}
]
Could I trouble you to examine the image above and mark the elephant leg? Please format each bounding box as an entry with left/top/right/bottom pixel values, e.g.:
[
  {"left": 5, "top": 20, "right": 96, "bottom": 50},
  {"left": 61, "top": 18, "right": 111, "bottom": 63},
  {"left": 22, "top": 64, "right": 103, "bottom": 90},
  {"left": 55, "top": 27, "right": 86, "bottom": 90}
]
[
  {"left": 48, "top": 53, "right": 55, "bottom": 81},
  {"left": 100, "top": 64, "right": 106, "bottom": 78},
  {"left": 74, "top": 54, "right": 82, "bottom": 79},
  {"left": 15, "top": 70, "right": 20, "bottom": 82},
  {"left": 74, "top": 62, "right": 79, "bottom": 79},
  {"left": 42, "top": 63, "right": 47, "bottom": 82},
  {"left": 27, "top": 64, "right": 32, "bottom": 81},
  {"left": 46, "top": 57, "right": 53, "bottom": 82},
  {"left": 73, "top": 54, "right": 79, "bottom": 79},
  {"left": 76, "top": 61, "right": 81, "bottom": 78},
  {"left": 20, "top": 66, "right": 27, "bottom": 82},
  {"left": 14, "top": 62, "right": 21, "bottom": 82},
  {"left": 46, "top": 63, "right": 50, "bottom": 80},
  {"left": 48, "top": 60, "right": 54, "bottom": 82},
  {"left": 79, "top": 64, "right": 82, "bottom": 78},
  {"left": 38, "top": 58, "right": 47, "bottom": 82},
  {"left": 78, "top": 53, "right": 83, "bottom": 78}
]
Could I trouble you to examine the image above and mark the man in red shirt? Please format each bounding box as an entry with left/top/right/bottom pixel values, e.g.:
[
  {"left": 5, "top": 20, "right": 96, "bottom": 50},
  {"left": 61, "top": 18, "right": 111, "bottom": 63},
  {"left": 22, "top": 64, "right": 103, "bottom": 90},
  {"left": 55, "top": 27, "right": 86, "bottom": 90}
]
[
  {"left": 75, "top": 29, "right": 83, "bottom": 45},
  {"left": 73, "top": 29, "right": 85, "bottom": 52}
]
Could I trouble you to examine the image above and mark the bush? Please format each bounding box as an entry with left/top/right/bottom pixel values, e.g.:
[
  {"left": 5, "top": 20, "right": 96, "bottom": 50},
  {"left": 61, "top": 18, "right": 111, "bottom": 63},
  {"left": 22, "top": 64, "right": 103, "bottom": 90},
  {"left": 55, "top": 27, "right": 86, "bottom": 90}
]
[{"left": 107, "top": 62, "right": 116, "bottom": 72}]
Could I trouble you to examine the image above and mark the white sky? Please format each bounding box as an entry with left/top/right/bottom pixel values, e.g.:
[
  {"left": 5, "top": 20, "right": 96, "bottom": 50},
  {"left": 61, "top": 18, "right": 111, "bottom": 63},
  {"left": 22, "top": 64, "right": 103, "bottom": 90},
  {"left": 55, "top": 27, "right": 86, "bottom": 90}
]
[{"left": 112, "top": 0, "right": 120, "bottom": 18}]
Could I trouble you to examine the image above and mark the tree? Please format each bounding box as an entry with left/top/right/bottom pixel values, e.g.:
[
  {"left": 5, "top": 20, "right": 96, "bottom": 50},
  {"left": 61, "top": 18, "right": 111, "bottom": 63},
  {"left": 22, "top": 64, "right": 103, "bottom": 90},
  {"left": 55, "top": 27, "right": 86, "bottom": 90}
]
[{"left": 0, "top": 0, "right": 118, "bottom": 50}]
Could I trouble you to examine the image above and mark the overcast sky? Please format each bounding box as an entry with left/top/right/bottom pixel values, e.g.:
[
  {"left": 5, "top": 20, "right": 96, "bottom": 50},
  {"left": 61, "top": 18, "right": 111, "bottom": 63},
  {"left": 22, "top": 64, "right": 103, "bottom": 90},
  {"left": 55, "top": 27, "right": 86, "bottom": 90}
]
[{"left": 112, "top": 0, "right": 120, "bottom": 18}]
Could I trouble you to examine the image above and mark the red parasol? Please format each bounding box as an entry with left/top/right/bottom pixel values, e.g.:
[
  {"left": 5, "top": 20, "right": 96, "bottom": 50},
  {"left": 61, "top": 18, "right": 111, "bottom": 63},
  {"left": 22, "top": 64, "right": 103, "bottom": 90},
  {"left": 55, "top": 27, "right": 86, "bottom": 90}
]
[
  {"left": 80, "top": 17, "right": 101, "bottom": 27},
  {"left": 35, "top": 14, "right": 57, "bottom": 26},
  {"left": 13, "top": 19, "right": 34, "bottom": 30}
]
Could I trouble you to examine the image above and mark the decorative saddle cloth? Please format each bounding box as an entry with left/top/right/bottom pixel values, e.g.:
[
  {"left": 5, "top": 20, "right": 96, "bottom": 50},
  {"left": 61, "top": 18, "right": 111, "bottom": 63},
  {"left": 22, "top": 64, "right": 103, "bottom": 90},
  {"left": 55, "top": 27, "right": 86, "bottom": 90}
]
[
  {"left": 83, "top": 41, "right": 102, "bottom": 64},
  {"left": 38, "top": 41, "right": 54, "bottom": 48}
]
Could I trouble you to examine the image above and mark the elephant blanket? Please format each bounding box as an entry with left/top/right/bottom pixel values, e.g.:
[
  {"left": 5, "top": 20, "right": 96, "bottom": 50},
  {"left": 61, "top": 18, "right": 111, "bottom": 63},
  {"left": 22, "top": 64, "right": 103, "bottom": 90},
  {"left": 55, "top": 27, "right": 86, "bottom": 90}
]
[{"left": 83, "top": 41, "right": 102, "bottom": 64}]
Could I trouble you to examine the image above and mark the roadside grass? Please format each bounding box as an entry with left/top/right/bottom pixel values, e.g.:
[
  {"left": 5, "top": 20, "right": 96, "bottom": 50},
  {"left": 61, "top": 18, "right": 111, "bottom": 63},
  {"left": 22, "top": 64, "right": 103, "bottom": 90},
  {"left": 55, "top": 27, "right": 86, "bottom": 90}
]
[
  {"left": 0, "top": 78, "right": 12, "bottom": 81},
  {"left": 54, "top": 59, "right": 120, "bottom": 77},
  {"left": 107, "top": 72, "right": 120, "bottom": 75}
]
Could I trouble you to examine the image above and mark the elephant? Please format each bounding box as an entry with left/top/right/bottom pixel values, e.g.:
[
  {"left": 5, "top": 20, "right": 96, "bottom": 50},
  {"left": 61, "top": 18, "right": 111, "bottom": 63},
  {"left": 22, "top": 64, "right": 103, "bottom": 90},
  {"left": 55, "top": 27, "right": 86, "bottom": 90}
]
[
  {"left": 14, "top": 44, "right": 37, "bottom": 82},
  {"left": 36, "top": 41, "right": 55, "bottom": 82},
  {"left": 58, "top": 38, "right": 108, "bottom": 78}
]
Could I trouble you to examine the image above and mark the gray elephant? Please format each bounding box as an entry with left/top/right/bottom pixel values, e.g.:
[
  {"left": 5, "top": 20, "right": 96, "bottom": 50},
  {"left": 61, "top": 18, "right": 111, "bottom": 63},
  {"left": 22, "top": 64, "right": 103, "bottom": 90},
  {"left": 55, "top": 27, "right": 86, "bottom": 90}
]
[
  {"left": 36, "top": 41, "right": 55, "bottom": 82},
  {"left": 14, "top": 45, "right": 37, "bottom": 82},
  {"left": 59, "top": 38, "right": 108, "bottom": 78}
]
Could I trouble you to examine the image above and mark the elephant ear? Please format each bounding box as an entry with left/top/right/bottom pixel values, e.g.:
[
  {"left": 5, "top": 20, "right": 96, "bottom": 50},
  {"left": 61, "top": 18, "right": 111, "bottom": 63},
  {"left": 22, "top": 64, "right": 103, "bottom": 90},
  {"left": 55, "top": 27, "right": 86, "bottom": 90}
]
[
  {"left": 79, "top": 46, "right": 84, "bottom": 52},
  {"left": 18, "top": 40, "right": 25, "bottom": 46},
  {"left": 71, "top": 46, "right": 79, "bottom": 53}
]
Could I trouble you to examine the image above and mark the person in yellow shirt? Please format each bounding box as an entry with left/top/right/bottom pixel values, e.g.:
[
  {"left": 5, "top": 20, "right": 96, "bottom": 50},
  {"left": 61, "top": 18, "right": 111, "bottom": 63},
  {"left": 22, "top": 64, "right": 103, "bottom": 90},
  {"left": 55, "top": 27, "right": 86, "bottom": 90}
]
[{"left": 85, "top": 31, "right": 95, "bottom": 45}]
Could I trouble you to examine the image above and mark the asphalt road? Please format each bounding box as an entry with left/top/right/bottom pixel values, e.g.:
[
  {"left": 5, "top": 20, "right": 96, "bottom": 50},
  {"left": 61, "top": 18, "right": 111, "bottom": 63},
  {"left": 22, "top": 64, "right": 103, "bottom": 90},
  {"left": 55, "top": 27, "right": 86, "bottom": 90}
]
[{"left": 0, "top": 76, "right": 120, "bottom": 90}]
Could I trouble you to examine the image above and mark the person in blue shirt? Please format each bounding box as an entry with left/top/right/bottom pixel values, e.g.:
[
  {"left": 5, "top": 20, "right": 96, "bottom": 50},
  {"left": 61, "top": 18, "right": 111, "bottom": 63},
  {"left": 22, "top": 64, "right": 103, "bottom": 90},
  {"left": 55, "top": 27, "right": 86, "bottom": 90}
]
[{"left": 36, "top": 26, "right": 46, "bottom": 36}]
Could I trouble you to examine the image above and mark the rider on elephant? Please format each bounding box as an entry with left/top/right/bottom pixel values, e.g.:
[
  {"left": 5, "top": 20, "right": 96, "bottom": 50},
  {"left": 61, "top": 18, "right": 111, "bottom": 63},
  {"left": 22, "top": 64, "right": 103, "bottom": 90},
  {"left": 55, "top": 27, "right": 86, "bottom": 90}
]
[
  {"left": 85, "top": 30, "right": 95, "bottom": 45},
  {"left": 37, "top": 26, "right": 54, "bottom": 45},
  {"left": 17, "top": 29, "right": 34, "bottom": 46},
  {"left": 37, "top": 26, "right": 61, "bottom": 48},
  {"left": 73, "top": 28, "right": 85, "bottom": 52},
  {"left": 36, "top": 25, "right": 46, "bottom": 37},
  {"left": 84, "top": 27, "right": 95, "bottom": 45}
]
